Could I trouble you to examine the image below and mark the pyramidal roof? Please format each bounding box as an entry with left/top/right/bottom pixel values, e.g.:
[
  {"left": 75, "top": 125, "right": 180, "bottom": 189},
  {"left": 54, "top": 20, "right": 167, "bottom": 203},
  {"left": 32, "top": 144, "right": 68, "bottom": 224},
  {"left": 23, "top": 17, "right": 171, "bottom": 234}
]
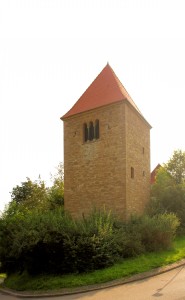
[{"left": 62, "top": 64, "right": 144, "bottom": 120}]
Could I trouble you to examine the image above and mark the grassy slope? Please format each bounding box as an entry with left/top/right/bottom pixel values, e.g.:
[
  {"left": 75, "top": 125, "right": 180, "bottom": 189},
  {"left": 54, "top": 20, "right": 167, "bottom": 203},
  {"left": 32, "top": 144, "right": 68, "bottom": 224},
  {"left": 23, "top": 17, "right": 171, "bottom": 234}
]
[{"left": 3, "top": 236, "right": 185, "bottom": 291}]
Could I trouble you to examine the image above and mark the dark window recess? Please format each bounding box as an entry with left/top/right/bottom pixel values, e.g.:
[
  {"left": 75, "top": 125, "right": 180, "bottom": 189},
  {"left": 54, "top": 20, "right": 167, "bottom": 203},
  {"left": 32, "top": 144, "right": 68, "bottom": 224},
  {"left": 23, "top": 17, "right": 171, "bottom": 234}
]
[
  {"left": 89, "top": 122, "right": 94, "bottom": 141},
  {"left": 84, "top": 123, "right": 88, "bottom": 142},
  {"left": 131, "top": 167, "right": 134, "bottom": 179},
  {"left": 83, "top": 120, "right": 100, "bottom": 143},
  {"left": 143, "top": 147, "right": 145, "bottom": 154},
  {"left": 95, "top": 119, "right": 99, "bottom": 139}
]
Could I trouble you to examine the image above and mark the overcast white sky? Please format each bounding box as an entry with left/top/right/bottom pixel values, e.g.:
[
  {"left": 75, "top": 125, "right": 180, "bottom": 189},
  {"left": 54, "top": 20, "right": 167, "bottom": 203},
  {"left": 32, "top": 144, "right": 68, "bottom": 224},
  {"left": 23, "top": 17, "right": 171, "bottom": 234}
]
[{"left": 0, "top": 0, "right": 185, "bottom": 212}]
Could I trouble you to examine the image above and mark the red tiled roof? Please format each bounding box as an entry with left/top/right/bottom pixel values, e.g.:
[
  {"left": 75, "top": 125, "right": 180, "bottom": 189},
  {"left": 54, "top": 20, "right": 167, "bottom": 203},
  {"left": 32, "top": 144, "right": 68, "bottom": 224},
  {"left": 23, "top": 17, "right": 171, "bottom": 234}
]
[
  {"left": 61, "top": 64, "right": 144, "bottom": 120},
  {"left": 151, "top": 164, "right": 161, "bottom": 184}
]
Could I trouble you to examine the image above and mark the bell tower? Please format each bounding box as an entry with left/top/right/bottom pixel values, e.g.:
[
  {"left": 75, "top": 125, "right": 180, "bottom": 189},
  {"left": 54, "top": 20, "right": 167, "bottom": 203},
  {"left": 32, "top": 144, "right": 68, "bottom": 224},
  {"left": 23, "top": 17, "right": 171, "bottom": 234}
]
[{"left": 61, "top": 64, "right": 151, "bottom": 219}]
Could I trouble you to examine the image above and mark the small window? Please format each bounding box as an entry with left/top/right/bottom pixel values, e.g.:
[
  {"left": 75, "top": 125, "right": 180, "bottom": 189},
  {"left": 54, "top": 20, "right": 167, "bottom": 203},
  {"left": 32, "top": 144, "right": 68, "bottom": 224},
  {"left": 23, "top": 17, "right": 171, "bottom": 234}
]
[
  {"left": 143, "top": 171, "right": 145, "bottom": 177},
  {"left": 142, "top": 147, "right": 145, "bottom": 154},
  {"left": 84, "top": 123, "right": 88, "bottom": 142},
  {"left": 95, "top": 119, "right": 99, "bottom": 139},
  {"left": 89, "top": 122, "right": 94, "bottom": 141},
  {"left": 131, "top": 167, "right": 134, "bottom": 179},
  {"left": 83, "top": 120, "right": 99, "bottom": 143}
]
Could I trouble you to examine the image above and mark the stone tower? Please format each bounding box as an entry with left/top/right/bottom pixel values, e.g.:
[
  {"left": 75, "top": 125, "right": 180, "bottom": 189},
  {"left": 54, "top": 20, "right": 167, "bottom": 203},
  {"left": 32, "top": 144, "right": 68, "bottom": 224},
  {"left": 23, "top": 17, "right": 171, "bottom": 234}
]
[{"left": 61, "top": 64, "right": 151, "bottom": 219}]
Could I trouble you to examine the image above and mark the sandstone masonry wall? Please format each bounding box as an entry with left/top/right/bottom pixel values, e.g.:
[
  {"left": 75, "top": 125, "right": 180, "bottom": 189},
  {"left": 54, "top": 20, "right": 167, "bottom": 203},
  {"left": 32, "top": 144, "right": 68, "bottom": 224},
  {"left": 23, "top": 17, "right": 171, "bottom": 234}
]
[
  {"left": 64, "top": 102, "right": 127, "bottom": 219},
  {"left": 63, "top": 101, "right": 150, "bottom": 219},
  {"left": 125, "top": 102, "right": 151, "bottom": 218}
]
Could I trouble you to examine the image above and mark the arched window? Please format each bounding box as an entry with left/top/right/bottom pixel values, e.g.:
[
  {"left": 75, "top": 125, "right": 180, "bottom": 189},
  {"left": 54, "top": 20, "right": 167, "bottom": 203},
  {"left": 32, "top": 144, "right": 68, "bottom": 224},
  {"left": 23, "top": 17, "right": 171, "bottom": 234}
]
[
  {"left": 95, "top": 119, "right": 99, "bottom": 139},
  {"left": 83, "top": 120, "right": 100, "bottom": 143},
  {"left": 84, "top": 123, "right": 88, "bottom": 142},
  {"left": 89, "top": 121, "right": 94, "bottom": 141}
]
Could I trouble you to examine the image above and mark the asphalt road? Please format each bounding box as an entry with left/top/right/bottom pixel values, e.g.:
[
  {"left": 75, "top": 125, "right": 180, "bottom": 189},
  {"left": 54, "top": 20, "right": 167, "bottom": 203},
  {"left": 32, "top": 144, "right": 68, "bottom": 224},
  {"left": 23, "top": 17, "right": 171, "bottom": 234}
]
[{"left": 1, "top": 266, "right": 185, "bottom": 300}]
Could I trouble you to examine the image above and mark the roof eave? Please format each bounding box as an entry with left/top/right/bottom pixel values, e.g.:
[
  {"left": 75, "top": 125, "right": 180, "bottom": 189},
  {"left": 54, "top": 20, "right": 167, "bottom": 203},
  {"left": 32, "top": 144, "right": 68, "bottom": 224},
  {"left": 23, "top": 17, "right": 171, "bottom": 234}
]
[{"left": 61, "top": 99, "right": 152, "bottom": 129}]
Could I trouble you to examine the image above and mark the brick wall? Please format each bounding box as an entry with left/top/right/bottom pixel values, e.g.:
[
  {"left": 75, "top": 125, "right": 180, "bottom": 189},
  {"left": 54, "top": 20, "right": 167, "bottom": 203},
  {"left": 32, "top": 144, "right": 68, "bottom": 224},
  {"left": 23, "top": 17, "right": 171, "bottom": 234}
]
[
  {"left": 63, "top": 101, "right": 150, "bottom": 219},
  {"left": 125, "top": 102, "right": 151, "bottom": 218}
]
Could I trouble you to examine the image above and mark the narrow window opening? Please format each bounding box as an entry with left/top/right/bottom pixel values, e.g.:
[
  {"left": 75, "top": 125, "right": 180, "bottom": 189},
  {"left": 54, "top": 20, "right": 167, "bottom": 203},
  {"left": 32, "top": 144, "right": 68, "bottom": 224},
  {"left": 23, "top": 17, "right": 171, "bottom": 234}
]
[
  {"left": 84, "top": 123, "right": 88, "bottom": 142},
  {"left": 95, "top": 119, "right": 99, "bottom": 139},
  {"left": 89, "top": 122, "right": 94, "bottom": 141},
  {"left": 131, "top": 167, "right": 134, "bottom": 179},
  {"left": 143, "top": 147, "right": 145, "bottom": 154},
  {"left": 83, "top": 120, "right": 99, "bottom": 143},
  {"left": 143, "top": 171, "right": 145, "bottom": 177}
]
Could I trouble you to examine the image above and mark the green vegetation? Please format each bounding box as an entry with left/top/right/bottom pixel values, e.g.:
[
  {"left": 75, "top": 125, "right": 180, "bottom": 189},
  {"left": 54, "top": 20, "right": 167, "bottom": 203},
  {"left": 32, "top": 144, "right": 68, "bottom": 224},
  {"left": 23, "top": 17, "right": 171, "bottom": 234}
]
[
  {"left": 1, "top": 150, "right": 185, "bottom": 292},
  {"left": 7, "top": 162, "right": 64, "bottom": 215},
  {"left": 3, "top": 236, "right": 185, "bottom": 291},
  {"left": 0, "top": 207, "right": 179, "bottom": 276},
  {"left": 164, "top": 149, "right": 185, "bottom": 184},
  {"left": 147, "top": 150, "right": 185, "bottom": 232}
]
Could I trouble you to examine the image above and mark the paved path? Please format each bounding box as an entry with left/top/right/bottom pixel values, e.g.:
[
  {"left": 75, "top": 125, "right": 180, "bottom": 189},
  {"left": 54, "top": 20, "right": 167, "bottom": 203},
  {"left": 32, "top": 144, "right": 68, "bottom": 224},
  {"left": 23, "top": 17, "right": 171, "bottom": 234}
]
[
  {"left": 62, "top": 265, "right": 185, "bottom": 300},
  {"left": 1, "top": 265, "right": 185, "bottom": 300}
]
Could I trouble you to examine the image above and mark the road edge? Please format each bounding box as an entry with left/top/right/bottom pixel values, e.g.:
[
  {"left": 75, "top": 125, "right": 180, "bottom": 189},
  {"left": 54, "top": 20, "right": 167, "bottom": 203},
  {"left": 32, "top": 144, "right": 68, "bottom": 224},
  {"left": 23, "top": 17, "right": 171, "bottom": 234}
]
[{"left": 1, "top": 259, "right": 185, "bottom": 298}]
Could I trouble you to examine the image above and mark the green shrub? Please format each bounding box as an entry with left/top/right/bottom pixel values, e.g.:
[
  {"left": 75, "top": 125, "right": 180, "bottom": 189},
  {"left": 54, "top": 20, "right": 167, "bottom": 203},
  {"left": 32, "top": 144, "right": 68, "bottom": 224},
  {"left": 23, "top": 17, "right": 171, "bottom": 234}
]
[
  {"left": 0, "top": 208, "right": 120, "bottom": 275},
  {"left": 139, "top": 213, "right": 180, "bottom": 251},
  {"left": 147, "top": 185, "right": 185, "bottom": 231},
  {"left": 0, "top": 207, "right": 180, "bottom": 276},
  {"left": 117, "top": 219, "right": 145, "bottom": 257},
  {"left": 116, "top": 213, "right": 179, "bottom": 258},
  {"left": 61, "top": 209, "right": 120, "bottom": 273},
  {"left": 148, "top": 162, "right": 185, "bottom": 233}
]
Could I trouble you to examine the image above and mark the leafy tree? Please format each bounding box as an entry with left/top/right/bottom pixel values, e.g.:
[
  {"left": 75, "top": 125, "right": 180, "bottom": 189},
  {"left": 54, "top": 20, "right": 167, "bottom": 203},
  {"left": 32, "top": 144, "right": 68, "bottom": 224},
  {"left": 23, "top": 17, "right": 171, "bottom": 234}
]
[
  {"left": 48, "top": 163, "right": 64, "bottom": 209},
  {"left": 151, "top": 166, "right": 174, "bottom": 199},
  {"left": 164, "top": 149, "right": 185, "bottom": 184},
  {"left": 50, "top": 162, "right": 64, "bottom": 183},
  {"left": 4, "top": 162, "right": 64, "bottom": 216},
  {"left": 147, "top": 150, "right": 185, "bottom": 231},
  {"left": 9, "top": 177, "right": 49, "bottom": 212}
]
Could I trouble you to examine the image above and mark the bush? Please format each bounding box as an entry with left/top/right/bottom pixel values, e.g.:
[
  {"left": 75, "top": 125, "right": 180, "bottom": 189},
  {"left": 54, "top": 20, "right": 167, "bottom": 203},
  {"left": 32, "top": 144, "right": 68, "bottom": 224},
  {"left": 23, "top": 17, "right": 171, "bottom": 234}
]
[
  {"left": 116, "top": 213, "right": 180, "bottom": 257},
  {"left": 117, "top": 219, "right": 145, "bottom": 257},
  {"left": 139, "top": 213, "right": 179, "bottom": 251},
  {"left": 148, "top": 162, "right": 185, "bottom": 233},
  {"left": 147, "top": 185, "right": 185, "bottom": 231},
  {"left": 0, "top": 208, "right": 120, "bottom": 275},
  {"left": 63, "top": 209, "right": 121, "bottom": 273},
  {"left": 0, "top": 207, "right": 180, "bottom": 276}
]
